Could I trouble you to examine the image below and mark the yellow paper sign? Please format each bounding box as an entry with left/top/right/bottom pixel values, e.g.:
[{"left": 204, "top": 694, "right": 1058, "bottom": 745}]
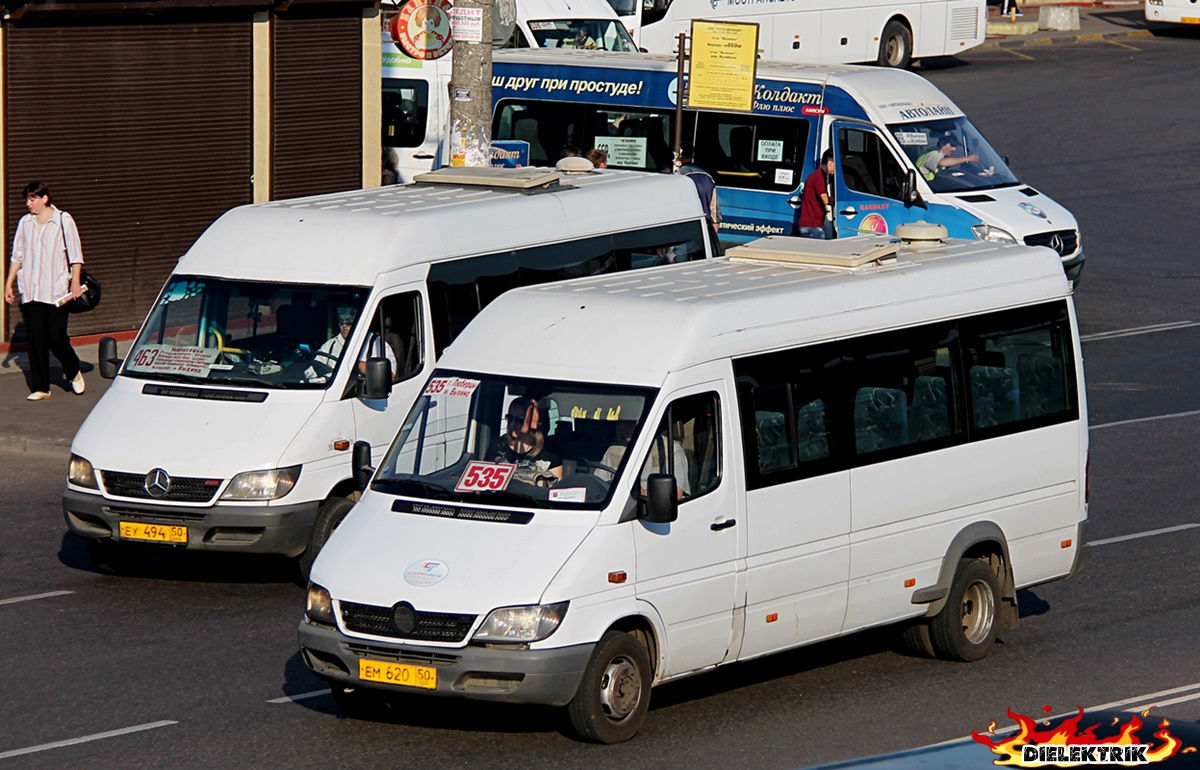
[{"left": 687, "top": 20, "right": 759, "bottom": 112}]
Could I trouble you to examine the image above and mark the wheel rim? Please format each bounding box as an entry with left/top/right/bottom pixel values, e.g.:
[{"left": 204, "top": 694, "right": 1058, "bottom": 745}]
[
  {"left": 598, "top": 655, "right": 642, "bottom": 721},
  {"left": 885, "top": 35, "right": 905, "bottom": 66},
  {"left": 960, "top": 579, "right": 996, "bottom": 645}
]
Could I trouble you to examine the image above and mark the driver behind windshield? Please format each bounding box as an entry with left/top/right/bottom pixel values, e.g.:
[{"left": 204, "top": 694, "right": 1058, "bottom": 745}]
[
  {"left": 493, "top": 397, "right": 564, "bottom": 486},
  {"left": 916, "top": 134, "right": 979, "bottom": 182}
]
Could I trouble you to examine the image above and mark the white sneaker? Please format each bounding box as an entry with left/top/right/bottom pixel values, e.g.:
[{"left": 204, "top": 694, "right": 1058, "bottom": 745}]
[
  {"left": 71, "top": 372, "right": 86, "bottom": 395},
  {"left": 27, "top": 391, "right": 51, "bottom": 401}
]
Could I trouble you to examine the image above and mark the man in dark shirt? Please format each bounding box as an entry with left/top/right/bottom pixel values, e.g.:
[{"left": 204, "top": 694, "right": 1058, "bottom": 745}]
[{"left": 798, "top": 149, "right": 836, "bottom": 239}]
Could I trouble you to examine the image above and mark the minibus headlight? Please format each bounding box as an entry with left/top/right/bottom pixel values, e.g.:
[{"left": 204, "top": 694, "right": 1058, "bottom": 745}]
[
  {"left": 306, "top": 583, "right": 336, "bottom": 625},
  {"left": 971, "top": 224, "right": 1018, "bottom": 244},
  {"left": 220, "top": 466, "right": 301, "bottom": 500},
  {"left": 473, "top": 602, "right": 569, "bottom": 643},
  {"left": 68, "top": 454, "right": 98, "bottom": 489}
]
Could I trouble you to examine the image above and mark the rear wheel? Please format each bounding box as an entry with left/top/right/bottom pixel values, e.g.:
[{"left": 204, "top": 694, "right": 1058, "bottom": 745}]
[
  {"left": 878, "top": 20, "right": 913, "bottom": 69},
  {"left": 298, "top": 497, "right": 356, "bottom": 580},
  {"left": 930, "top": 557, "right": 1001, "bottom": 662},
  {"left": 567, "top": 630, "right": 652, "bottom": 744}
]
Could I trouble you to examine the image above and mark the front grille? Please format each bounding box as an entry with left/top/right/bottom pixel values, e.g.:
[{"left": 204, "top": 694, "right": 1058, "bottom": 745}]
[
  {"left": 100, "top": 471, "right": 222, "bottom": 503},
  {"left": 1024, "top": 229, "right": 1078, "bottom": 257},
  {"left": 103, "top": 506, "right": 206, "bottom": 522},
  {"left": 340, "top": 601, "right": 476, "bottom": 643},
  {"left": 346, "top": 643, "right": 460, "bottom": 666},
  {"left": 950, "top": 7, "right": 979, "bottom": 40}
]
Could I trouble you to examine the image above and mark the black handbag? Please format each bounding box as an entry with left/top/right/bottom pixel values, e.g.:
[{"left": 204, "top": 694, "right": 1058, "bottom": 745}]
[
  {"left": 62, "top": 222, "right": 100, "bottom": 314},
  {"left": 67, "top": 268, "right": 101, "bottom": 314}
]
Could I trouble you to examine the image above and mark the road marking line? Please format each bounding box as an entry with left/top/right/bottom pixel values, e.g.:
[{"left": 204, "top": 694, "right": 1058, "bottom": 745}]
[
  {"left": 1105, "top": 39, "right": 1142, "bottom": 51},
  {"left": 0, "top": 721, "right": 178, "bottom": 760},
  {"left": 267, "top": 688, "right": 330, "bottom": 704},
  {"left": 937, "top": 682, "right": 1200, "bottom": 747},
  {"left": 1001, "top": 47, "right": 1036, "bottom": 60},
  {"left": 0, "top": 590, "right": 73, "bottom": 606},
  {"left": 1089, "top": 523, "right": 1200, "bottom": 547},
  {"left": 1081, "top": 320, "right": 1199, "bottom": 341},
  {"left": 1091, "top": 681, "right": 1200, "bottom": 711},
  {"left": 1091, "top": 408, "right": 1200, "bottom": 431},
  {"left": 1127, "top": 691, "right": 1200, "bottom": 711}
]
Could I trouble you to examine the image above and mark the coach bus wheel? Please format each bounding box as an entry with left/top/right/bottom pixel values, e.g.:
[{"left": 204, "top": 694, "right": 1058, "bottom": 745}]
[
  {"left": 878, "top": 20, "right": 913, "bottom": 69},
  {"left": 930, "top": 557, "right": 1000, "bottom": 662}
]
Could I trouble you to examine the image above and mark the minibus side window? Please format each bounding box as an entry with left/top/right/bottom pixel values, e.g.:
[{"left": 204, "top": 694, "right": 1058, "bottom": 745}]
[
  {"left": 382, "top": 79, "right": 429, "bottom": 149},
  {"left": 844, "top": 324, "right": 962, "bottom": 458},
  {"left": 355, "top": 291, "right": 424, "bottom": 385},
  {"left": 837, "top": 127, "right": 906, "bottom": 201},
  {"left": 638, "top": 392, "right": 721, "bottom": 501},
  {"left": 959, "top": 302, "right": 1078, "bottom": 434},
  {"left": 695, "top": 113, "right": 809, "bottom": 192},
  {"left": 613, "top": 221, "right": 708, "bottom": 267}
]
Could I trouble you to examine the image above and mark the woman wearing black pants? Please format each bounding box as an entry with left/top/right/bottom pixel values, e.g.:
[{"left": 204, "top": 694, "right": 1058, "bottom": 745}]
[{"left": 4, "top": 181, "right": 86, "bottom": 401}]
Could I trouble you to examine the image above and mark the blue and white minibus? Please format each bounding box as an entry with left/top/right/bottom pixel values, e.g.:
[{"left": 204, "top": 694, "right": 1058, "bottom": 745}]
[{"left": 480, "top": 50, "right": 1084, "bottom": 282}]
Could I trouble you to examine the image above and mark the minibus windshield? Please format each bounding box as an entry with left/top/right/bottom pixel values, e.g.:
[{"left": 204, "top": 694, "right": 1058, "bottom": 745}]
[
  {"left": 374, "top": 371, "right": 655, "bottom": 510},
  {"left": 528, "top": 18, "right": 638, "bottom": 51},
  {"left": 887, "top": 117, "right": 1019, "bottom": 193},
  {"left": 122, "top": 276, "right": 369, "bottom": 389}
]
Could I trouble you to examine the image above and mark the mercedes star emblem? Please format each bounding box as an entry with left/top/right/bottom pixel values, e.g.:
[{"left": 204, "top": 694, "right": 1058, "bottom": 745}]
[
  {"left": 1049, "top": 234, "right": 1065, "bottom": 254},
  {"left": 144, "top": 468, "right": 172, "bottom": 498}
]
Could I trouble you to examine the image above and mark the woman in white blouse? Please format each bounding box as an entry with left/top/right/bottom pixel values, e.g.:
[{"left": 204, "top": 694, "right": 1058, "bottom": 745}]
[{"left": 4, "top": 182, "right": 86, "bottom": 401}]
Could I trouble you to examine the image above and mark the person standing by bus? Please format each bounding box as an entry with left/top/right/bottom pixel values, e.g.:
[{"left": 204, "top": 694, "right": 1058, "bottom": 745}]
[
  {"left": 679, "top": 143, "right": 723, "bottom": 256},
  {"left": 4, "top": 181, "right": 86, "bottom": 401},
  {"left": 798, "top": 150, "right": 836, "bottom": 239}
]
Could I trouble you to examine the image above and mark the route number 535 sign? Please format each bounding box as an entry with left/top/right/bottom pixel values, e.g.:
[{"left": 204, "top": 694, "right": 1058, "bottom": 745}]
[{"left": 455, "top": 461, "right": 516, "bottom": 493}]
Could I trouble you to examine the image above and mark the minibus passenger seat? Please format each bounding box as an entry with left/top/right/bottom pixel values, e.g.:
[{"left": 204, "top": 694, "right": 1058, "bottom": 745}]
[
  {"left": 795, "top": 399, "right": 830, "bottom": 461},
  {"left": 854, "top": 387, "right": 909, "bottom": 453},
  {"left": 727, "top": 126, "right": 754, "bottom": 173},
  {"left": 910, "top": 375, "right": 950, "bottom": 441},
  {"left": 970, "top": 365, "right": 1020, "bottom": 428},
  {"left": 840, "top": 155, "right": 879, "bottom": 197},
  {"left": 383, "top": 332, "right": 404, "bottom": 381},
  {"left": 1017, "top": 354, "right": 1065, "bottom": 419}
]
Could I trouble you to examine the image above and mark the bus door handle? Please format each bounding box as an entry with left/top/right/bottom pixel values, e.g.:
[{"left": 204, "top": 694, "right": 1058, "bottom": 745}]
[
  {"left": 787, "top": 194, "right": 802, "bottom": 209},
  {"left": 413, "top": 152, "right": 436, "bottom": 160},
  {"left": 711, "top": 518, "right": 737, "bottom": 532},
  {"left": 839, "top": 206, "right": 858, "bottom": 218}
]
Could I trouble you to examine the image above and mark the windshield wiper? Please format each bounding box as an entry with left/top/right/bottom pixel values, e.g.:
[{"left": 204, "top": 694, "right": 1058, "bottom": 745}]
[
  {"left": 208, "top": 376, "right": 287, "bottom": 389},
  {"left": 466, "top": 490, "right": 550, "bottom": 509},
  {"left": 127, "top": 371, "right": 205, "bottom": 385},
  {"left": 378, "top": 478, "right": 454, "bottom": 500}
]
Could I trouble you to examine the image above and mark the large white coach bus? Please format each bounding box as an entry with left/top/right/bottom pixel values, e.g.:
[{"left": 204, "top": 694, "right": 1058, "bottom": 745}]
[
  {"left": 609, "top": 0, "right": 986, "bottom": 68},
  {"left": 1145, "top": 0, "right": 1200, "bottom": 24},
  {"left": 300, "top": 229, "right": 1088, "bottom": 743}
]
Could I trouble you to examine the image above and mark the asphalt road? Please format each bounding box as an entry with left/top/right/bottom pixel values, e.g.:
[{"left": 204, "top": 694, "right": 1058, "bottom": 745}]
[{"left": 3, "top": 34, "right": 1200, "bottom": 769}]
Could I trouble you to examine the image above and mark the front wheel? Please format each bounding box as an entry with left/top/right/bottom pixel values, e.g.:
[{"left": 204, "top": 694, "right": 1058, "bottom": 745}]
[
  {"left": 930, "top": 557, "right": 1001, "bottom": 662},
  {"left": 297, "top": 497, "right": 357, "bottom": 580},
  {"left": 567, "top": 630, "right": 652, "bottom": 744},
  {"left": 878, "top": 20, "right": 913, "bottom": 69}
]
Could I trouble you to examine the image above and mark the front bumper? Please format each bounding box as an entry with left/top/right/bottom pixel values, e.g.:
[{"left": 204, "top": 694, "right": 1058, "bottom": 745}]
[
  {"left": 298, "top": 619, "right": 594, "bottom": 706},
  {"left": 62, "top": 488, "right": 320, "bottom": 557},
  {"left": 1063, "top": 249, "right": 1085, "bottom": 284}
]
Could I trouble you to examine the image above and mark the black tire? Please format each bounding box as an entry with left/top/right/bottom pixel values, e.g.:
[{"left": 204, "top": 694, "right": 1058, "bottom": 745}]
[
  {"left": 929, "top": 557, "right": 1001, "bottom": 662},
  {"left": 878, "top": 20, "right": 913, "bottom": 69},
  {"left": 567, "top": 630, "right": 652, "bottom": 744},
  {"left": 898, "top": 619, "right": 936, "bottom": 658},
  {"left": 86, "top": 538, "right": 143, "bottom": 576},
  {"left": 298, "top": 497, "right": 357, "bottom": 580}
]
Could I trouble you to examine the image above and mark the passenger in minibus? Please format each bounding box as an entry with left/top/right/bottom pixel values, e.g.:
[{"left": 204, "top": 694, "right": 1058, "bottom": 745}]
[
  {"left": 599, "top": 418, "right": 690, "bottom": 496},
  {"left": 494, "top": 397, "right": 564, "bottom": 486}
]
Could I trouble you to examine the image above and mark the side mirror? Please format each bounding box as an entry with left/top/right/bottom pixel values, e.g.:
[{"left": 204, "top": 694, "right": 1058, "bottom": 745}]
[
  {"left": 904, "top": 169, "right": 927, "bottom": 209},
  {"left": 362, "top": 357, "right": 392, "bottom": 400},
  {"left": 352, "top": 440, "right": 374, "bottom": 492},
  {"left": 643, "top": 473, "right": 678, "bottom": 523},
  {"left": 98, "top": 337, "right": 121, "bottom": 379}
]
